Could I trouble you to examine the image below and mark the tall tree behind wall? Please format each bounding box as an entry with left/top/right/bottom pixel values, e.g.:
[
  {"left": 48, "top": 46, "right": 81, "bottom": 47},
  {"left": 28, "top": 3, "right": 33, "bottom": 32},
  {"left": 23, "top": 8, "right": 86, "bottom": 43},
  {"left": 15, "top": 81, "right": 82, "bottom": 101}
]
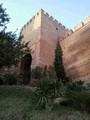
[{"left": 54, "top": 40, "right": 66, "bottom": 84}]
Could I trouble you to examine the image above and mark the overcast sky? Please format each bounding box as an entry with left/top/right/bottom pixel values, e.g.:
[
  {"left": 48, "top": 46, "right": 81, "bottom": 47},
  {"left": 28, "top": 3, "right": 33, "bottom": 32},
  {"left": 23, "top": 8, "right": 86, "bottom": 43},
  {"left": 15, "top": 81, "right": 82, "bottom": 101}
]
[{"left": 1, "top": 0, "right": 90, "bottom": 35}]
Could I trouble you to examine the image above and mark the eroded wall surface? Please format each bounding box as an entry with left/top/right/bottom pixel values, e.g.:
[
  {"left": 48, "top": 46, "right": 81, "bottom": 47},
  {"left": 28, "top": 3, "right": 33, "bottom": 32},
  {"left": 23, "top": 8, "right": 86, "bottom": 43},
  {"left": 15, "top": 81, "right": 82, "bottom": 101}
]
[
  {"left": 39, "top": 9, "right": 66, "bottom": 66},
  {"left": 20, "top": 10, "right": 42, "bottom": 68},
  {"left": 20, "top": 9, "right": 90, "bottom": 80},
  {"left": 61, "top": 22, "right": 90, "bottom": 80}
]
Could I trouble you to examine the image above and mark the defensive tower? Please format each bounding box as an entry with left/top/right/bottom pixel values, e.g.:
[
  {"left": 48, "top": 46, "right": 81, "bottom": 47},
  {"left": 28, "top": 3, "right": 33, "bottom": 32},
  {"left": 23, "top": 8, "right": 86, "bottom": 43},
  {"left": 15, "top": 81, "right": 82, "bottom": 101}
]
[{"left": 20, "top": 9, "right": 67, "bottom": 68}]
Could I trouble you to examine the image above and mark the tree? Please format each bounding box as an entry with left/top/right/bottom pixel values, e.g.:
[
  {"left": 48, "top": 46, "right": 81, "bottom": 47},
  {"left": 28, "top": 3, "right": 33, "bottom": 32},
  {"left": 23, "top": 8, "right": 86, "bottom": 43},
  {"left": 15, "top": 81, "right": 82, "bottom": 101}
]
[
  {"left": 54, "top": 40, "right": 66, "bottom": 84},
  {"left": 0, "top": 4, "right": 9, "bottom": 31},
  {"left": 0, "top": 4, "right": 30, "bottom": 68}
]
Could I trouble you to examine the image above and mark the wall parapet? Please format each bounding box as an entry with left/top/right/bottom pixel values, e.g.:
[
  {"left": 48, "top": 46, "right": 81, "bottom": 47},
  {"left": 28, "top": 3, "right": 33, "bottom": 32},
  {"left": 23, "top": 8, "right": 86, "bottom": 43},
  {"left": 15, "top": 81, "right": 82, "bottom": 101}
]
[
  {"left": 85, "top": 16, "right": 90, "bottom": 24},
  {"left": 61, "top": 16, "right": 90, "bottom": 40},
  {"left": 74, "top": 16, "right": 90, "bottom": 32},
  {"left": 20, "top": 8, "right": 67, "bottom": 33},
  {"left": 20, "top": 9, "right": 90, "bottom": 38},
  {"left": 74, "top": 22, "right": 84, "bottom": 31}
]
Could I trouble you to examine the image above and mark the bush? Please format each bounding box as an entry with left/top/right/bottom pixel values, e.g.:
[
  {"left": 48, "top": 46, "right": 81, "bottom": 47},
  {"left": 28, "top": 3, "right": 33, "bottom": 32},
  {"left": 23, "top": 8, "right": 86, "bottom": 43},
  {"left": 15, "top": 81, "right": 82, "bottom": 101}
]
[
  {"left": 4, "top": 73, "right": 17, "bottom": 85},
  {"left": 0, "top": 74, "right": 4, "bottom": 85},
  {"left": 34, "top": 77, "right": 64, "bottom": 108},
  {"left": 31, "top": 66, "right": 56, "bottom": 80},
  {"left": 65, "top": 90, "right": 90, "bottom": 112},
  {"left": 66, "top": 80, "right": 85, "bottom": 92},
  {"left": 0, "top": 73, "right": 17, "bottom": 85},
  {"left": 31, "top": 66, "right": 43, "bottom": 79}
]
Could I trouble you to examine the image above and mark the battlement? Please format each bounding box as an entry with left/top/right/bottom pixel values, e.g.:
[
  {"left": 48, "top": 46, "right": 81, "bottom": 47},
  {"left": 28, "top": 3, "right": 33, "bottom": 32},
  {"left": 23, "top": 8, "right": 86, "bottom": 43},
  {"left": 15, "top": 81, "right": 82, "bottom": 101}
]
[
  {"left": 40, "top": 9, "right": 67, "bottom": 29},
  {"left": 20, "top": 9, "right": 66, "bottom": 33},
  {"left": 74, "top": 22, "right": 84, "bottom": 31},
  {"left": 20, "top": 10, "right": 41, "bottom": 32},
  {"left": 63, "top": 16, "right": 90, "bottom": 39},
  {"left": 74, "top": 16, "right": 90, "bottom": 31},
  {"left": 85, "top": 16, "right": 90, "bottom": 24},
  {"left": 20, "top": 9, "right": 90, "bottom": 43}
]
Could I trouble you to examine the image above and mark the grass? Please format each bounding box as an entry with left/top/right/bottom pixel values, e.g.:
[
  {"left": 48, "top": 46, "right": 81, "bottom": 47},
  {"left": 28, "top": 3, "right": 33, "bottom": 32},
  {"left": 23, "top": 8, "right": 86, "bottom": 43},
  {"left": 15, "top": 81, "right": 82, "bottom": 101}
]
[{"left": 0, "top": 85, "right": 90, "bottom": 120}]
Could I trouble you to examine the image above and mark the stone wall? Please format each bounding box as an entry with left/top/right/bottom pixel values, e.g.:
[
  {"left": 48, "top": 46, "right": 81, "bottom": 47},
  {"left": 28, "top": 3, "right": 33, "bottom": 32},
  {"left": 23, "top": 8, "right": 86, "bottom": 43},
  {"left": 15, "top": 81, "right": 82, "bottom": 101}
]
[
  {"left": 20, "top": 9, "right": 90, "bottom": 80},
  {"left": 20, "top": 9, "right": 42, "bottom": 68},
  {"left": 39, "top": 9, "right": 66, "bottom": 66},
  {"left": 20, "top": 9, "right": 66, "bottom": 68},
  {"left": 61, "top": 20, "right": 90, "bottom": 80}
]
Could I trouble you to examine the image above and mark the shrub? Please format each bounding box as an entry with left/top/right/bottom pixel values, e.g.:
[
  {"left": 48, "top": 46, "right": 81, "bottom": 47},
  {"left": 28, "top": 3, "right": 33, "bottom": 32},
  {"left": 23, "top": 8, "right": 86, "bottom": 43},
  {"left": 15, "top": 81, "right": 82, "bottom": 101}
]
[
  {"left": 86, "top": 83, "right": 90, "bottom": 90},
  {"left": 31, "top": 66, "right": 56, "bottom": 80},
  {"left": 34, "top": 77, "right": 64, "bottom": 108},
  {"left": 31, "top": 66, "right": 43, "bottom": 79},
  {"left": 66, "top": 80, "right": 85, "bottom": 92},
  {"left": 3, "top": 73, "right": 17, "bottom": 85},
  {"left": 65, "top": 90, "right": 90, "bottom": 112},
  {"left": 0, "top": 73, "right": 4, "bottom": 85}
]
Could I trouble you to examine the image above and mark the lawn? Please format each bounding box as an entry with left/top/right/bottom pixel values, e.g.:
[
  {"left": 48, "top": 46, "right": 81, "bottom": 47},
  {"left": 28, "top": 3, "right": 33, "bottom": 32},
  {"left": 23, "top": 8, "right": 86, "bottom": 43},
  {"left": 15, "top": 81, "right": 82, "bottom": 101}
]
[{"left": 0, "top": 85, "right": 90, "bottom": 120}]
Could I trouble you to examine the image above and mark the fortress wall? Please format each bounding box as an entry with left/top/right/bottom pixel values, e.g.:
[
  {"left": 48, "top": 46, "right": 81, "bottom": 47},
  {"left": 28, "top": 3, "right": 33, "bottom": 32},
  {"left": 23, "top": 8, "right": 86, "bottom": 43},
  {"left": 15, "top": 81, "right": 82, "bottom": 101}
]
[
  {"left": 39, "top": 10, "right": 67, "bottom": 66},
  {"left": 20, "top": 10, "right": 43, "bottom": 68},
  {"left": 39, "top": 39, "right": 55, "bottom": 67},
  {"left": 19, "top": 8, "right": 90, "bottom": 81},
  {"left": 20, "top": 10, "right": 42, "bottom": 46},
  {"left": 41, "top": 10, "right": 66, "bottom": 43},
  {"left": 61, "top": 21, "right": 90, "bottom": 80}
]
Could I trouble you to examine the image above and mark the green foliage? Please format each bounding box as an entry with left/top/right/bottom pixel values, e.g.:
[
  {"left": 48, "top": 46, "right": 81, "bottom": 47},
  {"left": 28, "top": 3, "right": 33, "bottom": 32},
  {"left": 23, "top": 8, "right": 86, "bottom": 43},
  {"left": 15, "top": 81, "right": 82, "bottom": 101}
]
[
  {"left": 0, "top": 73, "right": 4, "bottom": 85},
  {"left": 31, "top": 66, "right": 43, "bottom": 79},
  {"left": 0, "top": 73, "right": 17, "bottom": 85},
  {"left": 0, "top": 4, "right": 30, "bottom": 68},
  {"left": 65, "top": 90, "right": 90, "bottom": 112},
  {"left": 0, "top": 4, "right": 9, "bottom": 30},
  {"left": 66, "top": 80, "right": 85, "bottom": 92},
  {"left": 62, "top": 80, "right": 90, "bottom": 112},
  {"left": 34, "top": 77, "right": 63, "bottom": 108},
  {"left": 0, "top": 86, "right": 90, "bottom": 119},
  {"left": 54, "top": 40, "right": 66, "bottom": 83},
  {"left": 4, "top": 73, "right": 17, "bottom": 85},
  {"left": 31, "top": 66, "right": 56, "bottom": 80}
]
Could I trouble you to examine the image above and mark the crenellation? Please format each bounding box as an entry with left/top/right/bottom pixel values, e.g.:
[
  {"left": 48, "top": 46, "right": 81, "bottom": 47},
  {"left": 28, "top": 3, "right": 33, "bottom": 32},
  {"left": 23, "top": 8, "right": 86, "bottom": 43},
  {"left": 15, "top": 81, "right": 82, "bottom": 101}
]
[
  {"left": 58, "top": 22, "right": 62, "bottom": 26},
  {"left": 68, "top": 29, "right": 73, "bottom": 34},
  {"left": 32, "top": 16, "right": 35, "bottom": 20},
  {"left": 62, "top": 25, "right": 66, "bottom": 29},
  {"left": 45, "top": 12, "right": 49, "bottom": 17},
  {"left": 27, "top": 21, "right": 29, "bottom": 26},
  {"left": 23, "top": 25, "right": 26, "bottom": 29},
  {"left": 74, "top": 22, "right": 84, "bottom": 31},
  {"left": 54, "top": 19, "right": 58, "bottom": 23},
  {"left": 37, "top": 12, "right": 39, "bottom": 16},
  {"left": 20, "top": 9, "right": 67, "bottom": 34},
  {"left": 85, "top": 16, "right": 90, "bottom": 24},
  {"left": 50, "top": 16, "right": 54, "bottom": 20},
  {"left": 29, "top": 19, "right": 32, "bottom": 23},
  {"left": 40, "top": 8, "right": 44, "bottom": 13},
  {"left": 64, "top": 29, "right": 73, "bottom": 37}
]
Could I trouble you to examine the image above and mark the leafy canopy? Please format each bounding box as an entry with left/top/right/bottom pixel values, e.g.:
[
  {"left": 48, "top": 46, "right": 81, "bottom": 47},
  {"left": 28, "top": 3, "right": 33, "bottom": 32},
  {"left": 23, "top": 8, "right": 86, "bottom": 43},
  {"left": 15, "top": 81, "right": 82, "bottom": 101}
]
[{"left": 0, "top": 4, "right": 30, "bottom": 68}]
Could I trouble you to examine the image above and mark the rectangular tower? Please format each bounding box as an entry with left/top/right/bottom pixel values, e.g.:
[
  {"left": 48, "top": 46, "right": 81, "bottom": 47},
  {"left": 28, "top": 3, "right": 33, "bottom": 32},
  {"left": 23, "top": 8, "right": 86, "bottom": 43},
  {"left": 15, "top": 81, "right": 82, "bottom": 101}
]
[{"left": 20, "top": 9, "right": 67, "bottom": 68}]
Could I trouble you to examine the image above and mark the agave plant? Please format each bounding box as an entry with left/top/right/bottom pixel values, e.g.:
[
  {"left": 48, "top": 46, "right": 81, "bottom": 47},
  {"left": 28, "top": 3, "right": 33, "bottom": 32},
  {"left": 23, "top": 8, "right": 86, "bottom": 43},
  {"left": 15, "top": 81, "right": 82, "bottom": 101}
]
[{"left": 34, "top": 77, "right": 65, "bottom": 108}]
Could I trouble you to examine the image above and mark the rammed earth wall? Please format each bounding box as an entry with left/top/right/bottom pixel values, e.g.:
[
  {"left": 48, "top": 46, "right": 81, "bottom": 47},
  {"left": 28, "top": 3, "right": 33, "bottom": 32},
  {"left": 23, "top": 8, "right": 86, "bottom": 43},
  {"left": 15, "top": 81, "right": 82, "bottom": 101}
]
[{"left": 20, "top": 9, "right": 90, "bottom": 80}]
